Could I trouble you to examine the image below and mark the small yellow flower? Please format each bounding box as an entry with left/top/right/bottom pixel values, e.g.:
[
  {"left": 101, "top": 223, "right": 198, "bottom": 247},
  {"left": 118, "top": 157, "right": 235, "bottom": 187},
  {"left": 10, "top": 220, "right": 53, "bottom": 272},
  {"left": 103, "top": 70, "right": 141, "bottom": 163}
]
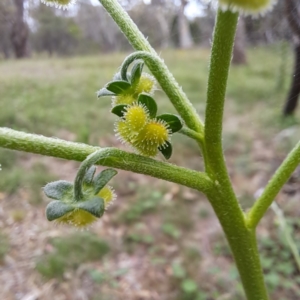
[
  {"left": 41, "top": 0, "right": 76, "bottom": 9},
  {"left": 134, "top": 120, "right": 171, "bottom": 157},
  {"left": 56, "top": 209, "right": 97, "bottom": 227},
  {"left": 113, "top": 92, "right": 136, "bottom": 106},
  {"left": 134, "top": 74, "right": 156, "bottom": 95},
  {"left": 123, "top": 103, "right": 149, "bottom": 134},
  {"left": 115, "top": 120, "right": 132, "bottom": 144},
  {"left": 219, "top": 0, "right": 276, "bottom": 14},
  {"left": 98, "top": 186, "right": 116, "bottom": 208}
]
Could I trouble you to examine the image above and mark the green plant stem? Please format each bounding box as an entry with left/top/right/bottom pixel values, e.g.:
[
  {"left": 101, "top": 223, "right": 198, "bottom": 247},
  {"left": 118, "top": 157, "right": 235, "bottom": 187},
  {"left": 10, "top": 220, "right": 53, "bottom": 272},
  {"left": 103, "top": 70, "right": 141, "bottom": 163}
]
[
  {"left": 205, "top": 9, "right": 238, "bottom": 182},
  {"left": 179, "top": 127, "right": 203, "bottom": 142},
  {"left": 204, "top": 10, "right": 269, "bottom": 300},
  {"left": 73, "top": 150, "right": 107, "bottom": 201},
  {"left": 0, "top": 127, "right": 212, "bottom": 193},
  {"left": 247, "top": 140, "right": 300, "bottom": 229},
  {"left": 206, "top": 188, "right": 269, "bottom": 300},
  {"left": 99, "top": 0, "right": 203, "bottom": 134}
]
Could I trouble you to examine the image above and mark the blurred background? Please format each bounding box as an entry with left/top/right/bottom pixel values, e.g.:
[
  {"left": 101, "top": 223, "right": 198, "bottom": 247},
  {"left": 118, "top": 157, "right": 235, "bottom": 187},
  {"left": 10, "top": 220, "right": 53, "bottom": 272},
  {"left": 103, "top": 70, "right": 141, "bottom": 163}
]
[{"left": 1, "top": 0, "right": 300, "bottom": 299}]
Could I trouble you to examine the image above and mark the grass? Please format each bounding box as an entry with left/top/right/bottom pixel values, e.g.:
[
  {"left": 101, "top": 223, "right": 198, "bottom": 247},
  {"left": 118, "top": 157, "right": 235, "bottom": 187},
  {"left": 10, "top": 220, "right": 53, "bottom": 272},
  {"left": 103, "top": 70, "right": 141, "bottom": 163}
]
[
  {"left": 1, "top": 46, "right": 300, "bottom": 299},
  {"left": 36, "top": 232, "right": 110, "bottom": 279}
]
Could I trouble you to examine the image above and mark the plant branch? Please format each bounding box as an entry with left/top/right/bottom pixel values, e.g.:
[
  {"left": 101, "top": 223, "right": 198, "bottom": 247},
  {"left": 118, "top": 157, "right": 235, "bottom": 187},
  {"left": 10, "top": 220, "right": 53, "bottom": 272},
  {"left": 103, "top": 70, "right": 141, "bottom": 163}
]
[
  {"left": 204, "top": 9, "right": 238, "bottom": 182},
  {"left": 99, "top": 0, "right": 203, "bottom": 133},
  {"left": 203, "top": 10, "right": 269, "bottom": 300},
  {"left": 0, "top": 127, "right": 212, "bottom": 193},
  {"left": 247, "top": 140, "right": 300, "bottom": 228},
  {"left": 179, "top": 127, "right": 203, "bottom": 142}
]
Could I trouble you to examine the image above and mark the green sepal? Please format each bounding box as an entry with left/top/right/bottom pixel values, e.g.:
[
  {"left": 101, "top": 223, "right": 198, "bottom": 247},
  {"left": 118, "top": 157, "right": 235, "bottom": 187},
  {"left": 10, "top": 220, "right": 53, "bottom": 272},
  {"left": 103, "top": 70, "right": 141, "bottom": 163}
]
[
  {"left": 43, "top": 180, "right": 73, "bottom": 200},
  {"left": 93, "top": 168, "right": 118, "bottom": 194},
  {"left": 76, "top": 197, "right": 105, "bottom": 218},
  {"left": 130, "top": 61, "right": 144, "bottom": 86},
  {"left": 115, "top": 71, "right": 131, "bottom": 82},
  {"left": 137, "top": 93, "right": 157, "bottom": 118},
  {"left": 46, "top": 200, "right": 74, "bottom": 221},
  {"left": 84, "top": 166, "right": 97, "bottom": 185},
  {"left": 158, "top": 141, "right": 172, "bottom": 160},
  {"left": 105, "top": 81, "right": 131, "bottom": 95},
  {"left": 97, "top": 88, "right": 115, "bottom": 98},
  {"left": 111, "top": 104, "right": 128, "bottom": 117},
  {"left": 156, "top": 114, "right": 183, "bottom": 133}
]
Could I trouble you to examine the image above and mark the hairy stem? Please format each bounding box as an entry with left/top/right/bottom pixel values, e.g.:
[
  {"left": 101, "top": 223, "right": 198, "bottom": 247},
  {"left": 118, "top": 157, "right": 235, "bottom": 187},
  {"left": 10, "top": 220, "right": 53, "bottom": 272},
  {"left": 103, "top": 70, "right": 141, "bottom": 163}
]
[
  {"left": 204, "top": 10, "right": 269, "bottom": 300},
  {"left": 179, "top": 127, "right": 203, "bottom": 142},
  {"left": 99, "top": 0, "right": 203, "bottom": 133},
  {"left": 0, "top": 127, "right": 212, "bottom": 193},
  {"left": 73, "top": 150, "right": 107, "bottom": 201},
  {"left": 205, "top": 9, "right": 238, "bottom": 182},
  {"left": 207, "top": 188, "right": 269, "bottom": 300},
  {"left": 247, "top": 140, "right": 300, "bottom": 228}
]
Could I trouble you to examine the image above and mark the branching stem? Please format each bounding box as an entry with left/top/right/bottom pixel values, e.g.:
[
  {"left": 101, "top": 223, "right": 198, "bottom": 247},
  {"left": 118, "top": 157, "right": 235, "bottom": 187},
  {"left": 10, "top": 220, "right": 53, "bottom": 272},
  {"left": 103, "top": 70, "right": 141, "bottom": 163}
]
[
  {"left": 247, "top": 140, "right": 300, "bottom": 228},
  {"left": 0, "top": 127, "right": 212, "bottom": 193}
]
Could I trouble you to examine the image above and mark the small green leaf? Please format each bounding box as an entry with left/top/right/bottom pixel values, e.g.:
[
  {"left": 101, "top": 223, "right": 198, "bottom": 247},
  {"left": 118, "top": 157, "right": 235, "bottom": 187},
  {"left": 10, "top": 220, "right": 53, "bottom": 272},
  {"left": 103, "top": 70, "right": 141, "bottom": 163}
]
[
  {"left": 94, "top": 169, "right": 118, "bottom": 194},
  {"left": 181, "top": 279, "right": 198, "bottom": 294},
  {"left": 46, "top": 201, "right": 74, "bottom": 221},
  {"left": 130, "top": 61, "right": 144, "bottom": 86},
  {"left": 97, "top": 88, "right": 115, "bottom": 98},
  {"left": 156, "top": 114, "right": 183, "bottom": 133},
  {"left": 84, "top": 166, "right": 97, "bottom": 185},
  {"left": 44, "top": 180, "right": 73, "bottom": 200},
  {"left": 111, "top": 105, "right": 128, "bottom": 117},
  {"left": 77, "top": 197, "right": 105, "bottom": 218},
  {"left": 158, "top": 142, "right": 172, "bottom": 160},
  {"left": 106, "top": 81, "right": 131, "bottom": 94},
  {"left": 137, "top": 93, "right": 157, "bottom": 118}
]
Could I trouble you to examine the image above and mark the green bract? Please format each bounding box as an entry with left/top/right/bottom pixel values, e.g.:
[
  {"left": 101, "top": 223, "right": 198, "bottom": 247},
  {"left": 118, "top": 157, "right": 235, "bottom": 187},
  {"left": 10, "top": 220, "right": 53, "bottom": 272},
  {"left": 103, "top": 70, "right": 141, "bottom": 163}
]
[{"left": 44, "top": 167, "right": 117, "bottom": 227}]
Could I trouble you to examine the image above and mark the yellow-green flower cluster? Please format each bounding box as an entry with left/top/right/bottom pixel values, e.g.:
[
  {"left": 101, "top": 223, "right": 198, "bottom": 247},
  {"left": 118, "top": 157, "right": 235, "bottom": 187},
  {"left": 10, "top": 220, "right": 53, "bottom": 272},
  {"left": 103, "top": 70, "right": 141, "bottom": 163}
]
[
  {"left": 44, "top": 167, "right": 117, "bottom": 227},
  {"left": 115, "top": 102, "right": 171, "bottom": 157},
  {"left": 219, "top": 0, "right": 276, "bottom": 15},
  {"left": 41, "top": 0, "right": 76, "bottom": 9},
  {"left": 98, "top": 60, "right": 183, "bottom": 159},
  {"left": 113, "top": 73, "right": 156, "bottom": 106}
]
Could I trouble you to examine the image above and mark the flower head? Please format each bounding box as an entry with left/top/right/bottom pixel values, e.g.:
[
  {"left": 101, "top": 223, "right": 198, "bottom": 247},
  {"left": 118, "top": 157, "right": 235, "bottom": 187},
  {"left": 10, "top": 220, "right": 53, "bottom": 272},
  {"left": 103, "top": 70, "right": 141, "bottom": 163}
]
[
  {"left": 134, "top": 73, "right": 157, "bottom": 95},
  {"left": 123, "top": 103, "right": 149, "bottom": 134},
  {"left": 219, "top": 0, "right": 276, "bottom": 15},
  {"left": 41, "top": 0, "right": 76, "bottom": 9},
  {"left": 44, "top": 167, "right": 117, "bottom": 227},
  {"left": 133, "top": 119, "right": 171, "bottom": 157}
]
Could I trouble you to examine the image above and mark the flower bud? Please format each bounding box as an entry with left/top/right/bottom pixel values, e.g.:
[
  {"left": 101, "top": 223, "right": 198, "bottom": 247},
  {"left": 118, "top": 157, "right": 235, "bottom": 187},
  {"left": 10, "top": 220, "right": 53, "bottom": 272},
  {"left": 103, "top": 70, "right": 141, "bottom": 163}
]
[
  {"left": 134, "top": 73, "right": 156, "bottom": 95},
  {"left": 123, "top": 103, "right": 149, "bottom": 134},
  {"left": 134, "top": 120, "right": 171, "bottom": 157},
  {"left": 97, "top": 186, "right": 116, "bottom": 208},
  {"left": 219, "top": 0, "right": 276, "bottom": 15},
  {"left": 41, "top": 0, "right": 76, "bottom": 9}
]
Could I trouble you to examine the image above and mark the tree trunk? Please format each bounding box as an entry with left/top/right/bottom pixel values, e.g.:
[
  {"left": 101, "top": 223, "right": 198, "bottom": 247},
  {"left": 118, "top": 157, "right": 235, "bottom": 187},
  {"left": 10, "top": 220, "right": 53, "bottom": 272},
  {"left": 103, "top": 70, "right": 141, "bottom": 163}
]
[
  {"left": 11, "top": 0, "right": 28, "bottom": 58},
  {"left": 232, "top": 17, "right": 247, "bottom": 65},
  {"left": 178, "top": 0, "right": 193, "bottom": 49},
  {"left": 283, "top": 42, "right": 300, "bottom": 115},
  {"left": 283, "top": 0, "right": 300, "bottom": 115}
]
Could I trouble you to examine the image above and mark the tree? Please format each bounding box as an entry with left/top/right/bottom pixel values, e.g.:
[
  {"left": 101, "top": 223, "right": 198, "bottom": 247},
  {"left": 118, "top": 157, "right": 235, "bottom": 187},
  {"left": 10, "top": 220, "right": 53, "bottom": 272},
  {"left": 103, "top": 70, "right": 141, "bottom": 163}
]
[
  {"left": 232, "top": 17, "right": 247, "bottom": 65},
  {"left": 11, "top": 0, "right": 29, "bottom": 58},
  {"left": 283, "top": 0, "right": 300, "bottom": 115},
  {"left": 0, "top": 0, "right": 14, "bottom": 58},
  {"left": 31, "top": 3, "right": 81, "bottom": 56},
  {"left": 177, "top": 0, "right": 193, "bottom": 49}
]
